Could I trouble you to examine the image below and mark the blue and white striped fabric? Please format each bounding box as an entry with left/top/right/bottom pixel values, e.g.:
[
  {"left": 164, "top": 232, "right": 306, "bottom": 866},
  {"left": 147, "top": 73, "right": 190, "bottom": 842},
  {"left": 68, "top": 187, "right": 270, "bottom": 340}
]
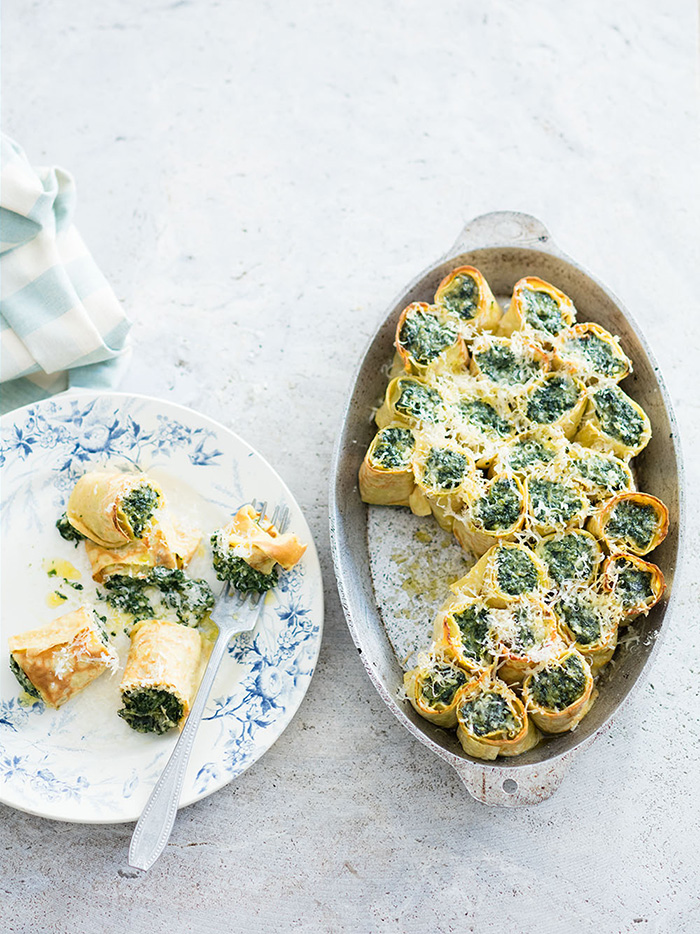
[{"left": 1, "top": 135, "right": 131, "bottom": 414}]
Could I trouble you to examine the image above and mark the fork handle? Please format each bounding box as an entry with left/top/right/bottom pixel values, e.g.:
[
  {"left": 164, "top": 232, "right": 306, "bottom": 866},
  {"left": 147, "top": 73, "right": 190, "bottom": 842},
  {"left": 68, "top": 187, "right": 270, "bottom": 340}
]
[{"left": 128, "top": 629, "right": 231, "bottom": 871}]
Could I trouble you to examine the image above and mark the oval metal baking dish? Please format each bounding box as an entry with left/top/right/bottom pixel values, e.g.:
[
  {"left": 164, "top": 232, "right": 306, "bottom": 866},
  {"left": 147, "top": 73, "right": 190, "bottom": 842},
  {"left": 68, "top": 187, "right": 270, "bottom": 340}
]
[{"left": 329, "top": 211, "right": 684, "bottom": 806}]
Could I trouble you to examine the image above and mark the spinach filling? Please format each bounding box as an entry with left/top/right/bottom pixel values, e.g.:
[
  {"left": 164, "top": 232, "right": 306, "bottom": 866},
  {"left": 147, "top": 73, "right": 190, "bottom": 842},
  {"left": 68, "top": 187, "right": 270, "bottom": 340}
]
[
  {"left": 540, "top": 534, "right": 597, "bottom": 585},
  {"left": 508, "top": 438, "right": 556, "bottom": 472},
  {"left": 460, "top": 692, "right": 518, "bottom": 738},
  {"left": 496, "top": 547, "right": 539, "bottom": 596},
  {"left": 419, "top": 664, "right": 467, "bottom": 708},
  {"left": 439, "top": 272, "right": 480, "bottom": 320},
  {"left": 563, "top": 331, "right": 626, "bottom": 378},
  {"left": 118, "top": 687, "right": 183, "bottom": 734},
  {"left": 556, "top": 595, "right": 603, "bottom": 646},
  {"left": 56, "top": 513, "right": 86, "bottom": 545},
  {"left": 423, "top": 448, "right": 468, "bottom": 491},
  {"left": 606, "top": 500, "right": 658, "bottom": 551},
  {"left": 9, "top": 655, "right": 40, "bottom": 698},
  {"left": 571, "top": 453, "right": 629, "bottom": 494},
  {"left": 398, "top": 309, "right": 458, "bottom": 366},
  {"left": 527, "top": 375, "right": 580, "bottom": 425},
  {"left": 451, "top": 604, "right": 493, "bottom": 664},
  {"left": 529, "top": 479, "right": 583, "bottom": 528},
  {"left": 500, "top": 607, "right": 537, "bottom": 653},
  {"left": 530, "top": 654, "right": 587, "bottom": 711},
  {"left": 458, "top": 399, "right": 512, "bottom": 437},
  {"left": 522, "top": 289, "right": 565, "bottom": 334},
  {"left": 120, "top": 484, "right": 161, "bottom": 538},
  {"left": 371, "top": 428, "right": 415, "bottom": 470},
  {"left": 475, "top": 478, "right": 522, "bottom": 531},
  {"left": 474, "top": 344, "right": 541, "bottom": 385},
  {"left": 395, "top": 379, "right": 444, "bottom": 424},
  {"left": 211, "top": 536, "right": 279, "bottom": 593},
  {"left": 593, "top": 387, "right": 644, "bottom": 446},
  {"left": 612, "top": 561, "right": 654, "bottom": 607},
  {"left": 100, "top": 568, "right": 215, "bottom": 624}
]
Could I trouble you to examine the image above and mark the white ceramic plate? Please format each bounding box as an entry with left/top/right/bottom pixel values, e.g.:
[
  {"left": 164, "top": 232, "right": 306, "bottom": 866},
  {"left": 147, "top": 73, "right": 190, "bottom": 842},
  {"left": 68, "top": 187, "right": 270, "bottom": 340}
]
[{"left": 0, "top": 391, "right": 323, "bottom": 823}]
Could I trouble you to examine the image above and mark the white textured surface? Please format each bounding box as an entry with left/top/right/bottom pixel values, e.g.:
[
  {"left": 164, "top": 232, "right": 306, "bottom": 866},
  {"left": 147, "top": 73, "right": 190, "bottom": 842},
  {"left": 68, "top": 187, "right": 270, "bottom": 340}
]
[{"left": 2, "top": 2, "right": 699, "bottom": 932}]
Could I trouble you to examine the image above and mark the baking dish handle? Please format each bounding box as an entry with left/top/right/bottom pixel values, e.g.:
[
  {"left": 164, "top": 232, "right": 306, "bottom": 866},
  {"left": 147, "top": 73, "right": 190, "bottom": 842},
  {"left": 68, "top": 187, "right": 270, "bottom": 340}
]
[
  {"left": 446, "top": 211, "right": 567, "bottom": 259},
  {"left": 452, "top": 755, "right": 572, "bottom": 807}
]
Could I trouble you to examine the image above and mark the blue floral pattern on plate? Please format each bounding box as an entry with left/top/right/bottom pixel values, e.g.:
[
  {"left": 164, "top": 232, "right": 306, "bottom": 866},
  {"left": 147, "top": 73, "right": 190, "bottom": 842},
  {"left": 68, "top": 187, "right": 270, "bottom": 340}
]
[{"left": 0, "top": 392, "right": 323, "bottom": 823}]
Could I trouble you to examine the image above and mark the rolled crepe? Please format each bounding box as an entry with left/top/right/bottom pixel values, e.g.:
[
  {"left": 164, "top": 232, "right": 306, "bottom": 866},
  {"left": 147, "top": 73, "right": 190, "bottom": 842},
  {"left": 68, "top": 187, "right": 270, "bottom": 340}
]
[
  {"left": 574, "top": 386, "right": 651, "bottom": 459},
  {"left": 433, "top": 597, "right": 497, "bottom": 676},
  {"left": 404, "top": 657, "right": 469, "bottom": 728},
  {"left": 489, "top": 428, "right": 566, "bottom": 477},
  {"left": 601, "top": 553, "right": 665, "bottom": 622},
  {"left": 453, "top": 474, "right": 526, "bottom": 557},
  {"left": 434, "top": 265, "right": 502, "bottom": 331},
  {"left": 359, "top": 426, "right": 417, "bottom": 507},
  {"left": 455, "top": 675, "right": 540, "bottom": 760},
  {"left": 469, "top": 333, "right": 549, "bottom": 387},
  {"left": 554, "top": 591, "right": 621, "bottom": 673},
  {"left": 525, "top": 476, "right": 589, "bottom": 537},
  {"left": 395, "top": 302, "right": 468, "bottom": 375},
  {"left": 522, "top": 648, "right": 596, "bottom": 734},
  {"left": 523, "top": 372, "right": 587, "bottom": 440},
  {"left": 498, "top": 276, "right": 577, "bottom": 339},
  {"left": 118, "top": 619, "right": 202, "bottom": 734},
  {"left": 85, "top": 518, "right": 201, "bottom": 583},
  {"left": 375, "top": 375, "right": 447, "bottom": 430},
  {"left": 451, "top": 543, "right": 547, "bottom": 608},
  {"left": 66, "top": 471, "right": 163, "bottom": 548},
  {"left": 587, "top": 492, "right": 669, "bottom": 557},
  {"left": 553, "top": 322, "right": 631, "bottom": 383},
  {"left": 212, "top": 505, "right": 306, "bottom": 577},
  {"left": 490, "top": 599, "right": 565, "bottom": 686},
  {"left": 453, "top": 393, "right": 516, "bottom": 469},
  {"left": 410, "top": 437, "right": 480, "bottom": 530},
  {"left": 536, "top": 529, "right": 602, "bottom": 589},
  {"left": 8, "top": 607, "right": 117, "bottom": 708},
  {"left": 566, "top": 444, "right": 634, "bottom": 502}
]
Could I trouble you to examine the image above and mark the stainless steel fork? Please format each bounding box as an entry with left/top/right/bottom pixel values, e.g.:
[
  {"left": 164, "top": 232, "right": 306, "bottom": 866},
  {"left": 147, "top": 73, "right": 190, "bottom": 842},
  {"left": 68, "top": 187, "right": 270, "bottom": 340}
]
[{"left": 128, "top": 500, "right": 290, "bottom": 871}]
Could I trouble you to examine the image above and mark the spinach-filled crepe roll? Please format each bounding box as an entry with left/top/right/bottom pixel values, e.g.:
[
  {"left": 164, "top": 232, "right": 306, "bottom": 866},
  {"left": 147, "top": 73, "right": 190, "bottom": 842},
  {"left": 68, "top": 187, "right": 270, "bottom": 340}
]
[
  {"left": 522, "top": 648, "right": 596, "bottom": 734},
  {"left": 395, "top": 302, "right": 468, "bottom": 375},
  {"left": 433, "top": 597, "right": 497, "bottom": 676},
  {"left": 212, "top": 505, "right": 306, "bottom": 593},
  {"left": 8, "top": 607, "right": 118, "bottom": 708},
  {"left": 451, "top": 542, "right": 547, "bottom": 607},
  {"left": 455, "top": 675, "right": 541, "bottom": 760},
  {"left": 404, "top": 656, "right": 469, "bottom": 728},
  {"left": 489, "top": 428, "right": 566, "bottom": 478},
  {"left": 553, "top": 323, "right": 631, "bottom": 383},
  {"left": 587, "top": 492, "right": 669, "bottom": 557},
  {"left": 554, "top": 591, "right": 621, "bottom": 673},
  {"left": 498, "top": 276, "right": 577, "bottom": 340},
  {"left": 118, "top": 619, "right": 202, "bottom": 734},
  {"left": 523, "top": 372, "right": 588, "bottom": 440},
  {"left": 490, "top": 599, "right": 564, "bottom": 686},
  {"left": 65, "top": 471, "right": 163, "bottom": 548},
  {"left": 574, "top": 386, "right": 651, "bottom": 459},
  {"left": 566, "top": 444, "right": 634, "bottom": 502},
  {"left": 453, "top": 474, "right": 526, "bottom": 557},
  {"left": 375, "top": 375, "right": 448, "bottom": 431},
  {"left": 536, "top": 529, "right": 603, "bottom": 589},
  {"left": 525, "top": 476, "right": 589, "bottom": 537},
  {"left": 359, "top": 426, "right": 417, "bottom": 507},
  {"left": 434, "top": 265, "right": 502, "bottom": 332},
  {"left": 601, "top": 553, "right": 665, "bottom": 622},
  {"left": 410, "top": 437, "right": 480, "bottom": 529},
  {"left": 469, "top": 334, "right": 548, "bottom": 388},
  {"left": 453, "top": 393, "right": 516, "bottom": 469},
  {"left": 85, "top": 519, "right": 201, "bottom": 583}
]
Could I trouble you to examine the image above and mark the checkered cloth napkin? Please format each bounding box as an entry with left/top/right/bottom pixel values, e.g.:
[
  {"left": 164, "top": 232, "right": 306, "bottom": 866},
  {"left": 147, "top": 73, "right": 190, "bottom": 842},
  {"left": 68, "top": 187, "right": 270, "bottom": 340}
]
[{"left": 1, "top": 135, "right": 131, "bottom": 414}]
